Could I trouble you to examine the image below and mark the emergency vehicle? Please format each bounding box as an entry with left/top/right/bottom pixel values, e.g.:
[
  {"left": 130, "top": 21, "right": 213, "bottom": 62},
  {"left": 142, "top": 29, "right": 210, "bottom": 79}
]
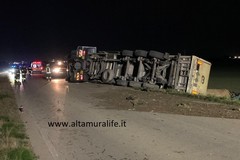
[{"left": 30, "top": 61, "right": 44, "bottom": 74}]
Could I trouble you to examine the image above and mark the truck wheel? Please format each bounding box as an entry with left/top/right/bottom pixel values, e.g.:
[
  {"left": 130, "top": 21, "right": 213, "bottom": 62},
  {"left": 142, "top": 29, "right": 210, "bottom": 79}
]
[
  {"left": 134, "top": 50, "right": 148, "bottom": 57},
  {"left": 116, "top": 80, "right": 128, "bottom": 86},
  {"left": 101, "top": 69, "right": 114, "bottom": 83},
  {"left": 164, "top": 52, "right": 169, "bottom": 60},
  {"left": 149, "top": 50, "right": 164, "bottom": 59},
  {"left": 129, "top": 81, "right": 142, "bottom": 88},
  {"left": 142, "top": 83, "right": 159, "bottom": 90},
  {"left": 122, "top": 50, "right": 133, "bottom": 57}
]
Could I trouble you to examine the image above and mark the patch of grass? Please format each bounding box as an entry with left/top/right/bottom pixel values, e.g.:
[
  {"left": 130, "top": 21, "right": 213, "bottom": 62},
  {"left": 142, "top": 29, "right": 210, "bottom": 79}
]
[
  {"left": 164, "top": 88, "right": 240, "bottom": 106},
  {"left": 0, "top": 116, "right": 10, "bottom": 122},
  {"left": 7, "top": 147, "right": 36, "bottom": 160},
  {"left": 1, "top": 122, "right": 28, "bottom": 140},
  {"left": 0, "top": 147, "right": 37, "bottom": 160},
  {"left": 0, "top": 93, "right": 11, "bottom": 100},
  {"left": 0, "top": 119, "right": 35, "bottom": 160},
  {"left": 139, "top": 86, "right": 240, "bottom": 106}
]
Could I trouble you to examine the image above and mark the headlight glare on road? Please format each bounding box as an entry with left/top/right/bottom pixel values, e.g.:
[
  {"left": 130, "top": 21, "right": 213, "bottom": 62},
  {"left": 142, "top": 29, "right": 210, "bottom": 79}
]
[
  {"left": 53, "top": 67, "right": 61, "bottom": 73},
  {"left": 9, "top": 68, "right": 15, "bottom": 73}
]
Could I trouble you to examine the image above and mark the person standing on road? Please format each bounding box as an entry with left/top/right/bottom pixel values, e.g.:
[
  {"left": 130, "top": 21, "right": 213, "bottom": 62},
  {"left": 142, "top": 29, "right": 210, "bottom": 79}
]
[
  {"left": 15, "top": 66, "right": 21, "bottom": 84},
  {"left": 21, "top": 65, "right": 27, "bottom": 81},
  {"left": 45, "top": 64, "right": 51, "bottom": 81}
]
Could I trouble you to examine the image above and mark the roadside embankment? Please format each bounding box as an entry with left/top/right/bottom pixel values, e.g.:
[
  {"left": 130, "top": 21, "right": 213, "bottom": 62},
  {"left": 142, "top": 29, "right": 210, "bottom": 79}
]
[{"left": 0, "top": 74, "right": 36, "bottom": 160}]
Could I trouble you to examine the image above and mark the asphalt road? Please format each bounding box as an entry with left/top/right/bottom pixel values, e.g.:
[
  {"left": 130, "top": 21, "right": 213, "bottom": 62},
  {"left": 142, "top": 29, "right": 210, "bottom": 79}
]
[{"left": 10, "top": 74, "right": 240, "bottom": 160}]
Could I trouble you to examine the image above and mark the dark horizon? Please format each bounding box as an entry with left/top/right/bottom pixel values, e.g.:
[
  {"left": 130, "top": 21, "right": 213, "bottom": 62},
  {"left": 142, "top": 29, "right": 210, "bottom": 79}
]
[{"left": 1, "top": 1, "right": 240, "bottom": 61}]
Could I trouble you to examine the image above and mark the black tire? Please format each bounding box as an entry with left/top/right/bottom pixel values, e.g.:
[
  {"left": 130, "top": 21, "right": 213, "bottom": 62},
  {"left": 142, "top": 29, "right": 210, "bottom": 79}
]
[
  {"left": 122, "top": 50, "right": 133, "bottom": 57},
  {"left": 116, "top": 80, "right": 128, "bottom": 86},
  {"left": 134, "top": 50, "right": 148, "bottom": 57},
  {"left": 149, "top": 50, "right": 164, "bottom": 59},
  {"left": 128, "top": 81, "right": 142, "bottom": 88},
  {"left": 142, "top": 83, "right": 159, "bottom": 90},
  {"left": 164, "top": 52, "right": 170, "bottom": 59},
  {"left": 101, "top": 69, "right": 114, "bottom": 83},
  {"left": 74, "top": 62, "right": 82, "bottom": 70}
]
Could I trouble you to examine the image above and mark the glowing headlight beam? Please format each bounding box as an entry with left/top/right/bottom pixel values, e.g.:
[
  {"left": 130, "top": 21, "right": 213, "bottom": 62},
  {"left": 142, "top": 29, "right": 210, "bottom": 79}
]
[
  {"left": 52, "top": 68, "right": 61, "bottom": 73},
  {"left": 57, "top": 61, "right": 62, "bottom": 65}
]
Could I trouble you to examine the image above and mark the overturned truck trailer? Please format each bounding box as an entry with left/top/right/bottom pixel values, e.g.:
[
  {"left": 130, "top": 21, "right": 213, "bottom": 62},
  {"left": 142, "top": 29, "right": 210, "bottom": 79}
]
[{"left": 66, "top": 46, "right": 211, "bottom": 95}]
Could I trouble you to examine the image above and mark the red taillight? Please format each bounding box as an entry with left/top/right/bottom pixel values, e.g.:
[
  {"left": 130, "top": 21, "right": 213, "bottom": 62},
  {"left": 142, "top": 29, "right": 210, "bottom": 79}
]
[
  {"left": 76, "top": 71, "right": 84, "bottom": 81},
  {"left": 82, "top": 50, "right": 86, "bottom": 56},
  {"left": 77, "top": 50, "right": 86, "bottom": 59},
  {"left": 33, "top": 61, "right": 41, "bottom": 64},
  {"left": 80, "top": 75, "right": 83, "bottom": 80}
]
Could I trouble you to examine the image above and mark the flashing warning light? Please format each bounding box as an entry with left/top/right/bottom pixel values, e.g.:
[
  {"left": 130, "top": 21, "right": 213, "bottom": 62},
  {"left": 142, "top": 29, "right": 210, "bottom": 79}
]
[
  {"left": 197, "top": 60, "right": 202, "bottom": 65},
  {"left": 192, "top": 90, "right": 198, "bottom": 95}
]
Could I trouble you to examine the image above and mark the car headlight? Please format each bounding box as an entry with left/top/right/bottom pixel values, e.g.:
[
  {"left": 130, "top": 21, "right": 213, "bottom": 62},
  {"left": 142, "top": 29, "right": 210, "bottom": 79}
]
[
  {"left": 57, "top": 61, "right": 62, "bottom": 65},
  {"left": 52, "top": 68, "right": 61, "bottom": 73},
  {"left": 9, "top": 68, "right": 15, "bottom": 72}
]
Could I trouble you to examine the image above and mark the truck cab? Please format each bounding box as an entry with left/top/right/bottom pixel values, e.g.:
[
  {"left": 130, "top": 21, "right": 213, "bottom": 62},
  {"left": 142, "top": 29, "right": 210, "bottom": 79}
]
[{"left": 66, "top": 46, "right": 97, "bottom": 82}]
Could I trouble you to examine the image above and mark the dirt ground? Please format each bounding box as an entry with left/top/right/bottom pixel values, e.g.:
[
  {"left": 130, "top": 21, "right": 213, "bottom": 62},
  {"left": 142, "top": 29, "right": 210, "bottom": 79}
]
[{"left": 93, "top": 85, "right": 240, "bottom": 119}]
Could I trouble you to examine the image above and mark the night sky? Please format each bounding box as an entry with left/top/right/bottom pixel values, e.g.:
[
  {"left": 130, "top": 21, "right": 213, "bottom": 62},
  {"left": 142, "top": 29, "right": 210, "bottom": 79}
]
[{"left": 0, "top": 1, "right": 240, "bottom": 61}]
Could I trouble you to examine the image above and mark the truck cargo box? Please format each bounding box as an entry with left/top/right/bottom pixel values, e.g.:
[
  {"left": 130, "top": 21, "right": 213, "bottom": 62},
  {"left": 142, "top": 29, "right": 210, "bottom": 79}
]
[{"left": 186, "top": 56, "right": 211, "bottom": 95}]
